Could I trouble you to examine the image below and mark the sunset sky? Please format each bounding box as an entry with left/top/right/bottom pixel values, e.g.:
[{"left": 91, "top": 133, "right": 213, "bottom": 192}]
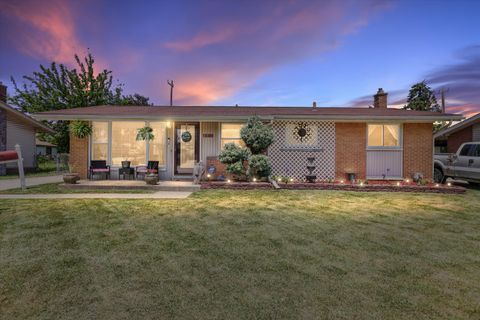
[{"left": 1, "top": 0, "right": 479, "bottom": 116}]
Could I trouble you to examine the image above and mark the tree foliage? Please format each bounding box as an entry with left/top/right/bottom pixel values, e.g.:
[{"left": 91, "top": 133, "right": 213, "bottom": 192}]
[
  {"left": 248, "top": 154, "right": 272, "bottom": 178},
  {"left": 218, "top": 143, "right": 250, "bottom": 179},
  {"left": 240, "top": 116, "right": 274, "bottom": 154},
  {"left": 9, "top": 53, "right": 151, "bottom": 152},
  {"left": 403, "top": 81, "right": 441, "bottom": 112}
]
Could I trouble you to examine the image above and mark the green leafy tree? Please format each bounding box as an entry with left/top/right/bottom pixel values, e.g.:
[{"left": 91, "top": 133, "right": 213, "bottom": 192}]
[
  {"left": 403, "top": 81, "right": 441, "bottom": 112},
  {"left": 9, "top": 53, "right": 151, "bottom": 152},
  {"left": 240, "top": 116, "right": 274, "bottom": 154}
]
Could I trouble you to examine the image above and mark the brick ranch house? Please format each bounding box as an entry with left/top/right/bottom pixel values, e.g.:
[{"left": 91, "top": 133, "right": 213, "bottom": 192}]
[
  {"left": 34, "top": 89, "right": 462, "bottom": 182},
  {"left": 434, "top": 112, "right": 480, "bottom": 154}
]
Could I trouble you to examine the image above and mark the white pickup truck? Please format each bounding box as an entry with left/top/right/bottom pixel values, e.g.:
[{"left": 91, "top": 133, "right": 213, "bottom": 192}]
[{"left": 434, "top": 142, "right": 480, "bottom": 184}]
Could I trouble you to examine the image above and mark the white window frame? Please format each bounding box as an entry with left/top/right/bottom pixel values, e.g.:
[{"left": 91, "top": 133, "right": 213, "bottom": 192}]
[
  {"left": 367, "top": 123, "right": 403, "bottom": 150},
  {"left": 90, "top": 120, "right": 168, "bottom": 170},
  {"left": 220, "top": 123, "right": 244, "bottom": 147}
]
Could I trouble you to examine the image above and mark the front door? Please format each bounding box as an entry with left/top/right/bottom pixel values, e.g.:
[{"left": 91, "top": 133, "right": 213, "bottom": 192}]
[{"left": 174, "top": 122, "right": 199, "bottom": 175}]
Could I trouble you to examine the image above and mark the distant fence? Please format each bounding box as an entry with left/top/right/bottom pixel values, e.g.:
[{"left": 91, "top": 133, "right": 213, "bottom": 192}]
[{"left": 55, "top": 153, "right": 69, "bottom": 173}]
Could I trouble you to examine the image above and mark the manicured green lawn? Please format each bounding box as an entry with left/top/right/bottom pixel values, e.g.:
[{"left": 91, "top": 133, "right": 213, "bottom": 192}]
[{"left": 1, "top": 190, "right": 479, "bottom": 319}]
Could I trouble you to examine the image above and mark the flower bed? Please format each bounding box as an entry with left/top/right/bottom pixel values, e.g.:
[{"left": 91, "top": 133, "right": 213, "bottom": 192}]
[{"left": 200, "top": 181, "right": 465, "bottom": 194}]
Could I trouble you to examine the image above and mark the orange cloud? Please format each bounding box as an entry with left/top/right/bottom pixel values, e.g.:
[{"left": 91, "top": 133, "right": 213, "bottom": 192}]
[
  {"left": 1, "top": 0, "right": 84, "bottom": 65},
  {"left": 164, "top": 27, "right": 236, "bottom": 52}
]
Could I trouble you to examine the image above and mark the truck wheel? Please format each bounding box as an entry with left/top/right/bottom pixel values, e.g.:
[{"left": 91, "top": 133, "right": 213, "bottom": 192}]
[{"left": 434, "top": 167, "right": 446, "bottom": 184}]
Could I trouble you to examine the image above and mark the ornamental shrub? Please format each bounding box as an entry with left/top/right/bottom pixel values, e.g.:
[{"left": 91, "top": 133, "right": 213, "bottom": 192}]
[
  {"left": 218, "top": 143, "right": 250, "bottom": 164},
  {"left": 226, "top": 161, "right": 246, "bottom": 177},
  {"left": 240, "top": 116, "right": 274, "bottom": 154},
  {"left": 218, "top": 143, "right": 250, "bottom": 179},
  {"left": 248, "top": 154, "right": 271, "bottom": 178}
]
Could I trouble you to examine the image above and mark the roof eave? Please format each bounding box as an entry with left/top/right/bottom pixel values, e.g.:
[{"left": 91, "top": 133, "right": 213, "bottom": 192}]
[
  {"left": 32, "top": 113, "right": 464, "bottom": 122},
  {"left": 0, "top": 102, "right": 54, "bottom": 133}
]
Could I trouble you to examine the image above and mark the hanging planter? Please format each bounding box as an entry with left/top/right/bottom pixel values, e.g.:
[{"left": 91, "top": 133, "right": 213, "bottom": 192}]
[
  {"left": 70, "top": 121, "right": 92, "bottom": 139},
  {"left": 136, "top": 126, "right": 155, "bottom": 141},
  {"left": 181, "top": 131, "right": 192, "bottom": 142}
]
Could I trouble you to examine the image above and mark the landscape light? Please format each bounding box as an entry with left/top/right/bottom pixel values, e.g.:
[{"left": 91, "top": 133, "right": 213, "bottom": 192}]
[
  {"left": 359, "top": 182, "right": 364, "bottom": 186},
  {"left": 290, "top": 178, "right": 294, "bottom": 182},
  {"left": 447, "top": 182, "right": 451, "bottom": 187},
  {"left": 340, "top": 180, "right": 344, "bottom": 184},
  {"left": 253, "top": 177, "right": 257, "bottom": 182},
  {"left": 405, "top": 179, "right": 410, "bottom": 183},
  {"left": 435, "top": 183, "right": 439, "bottom": 187},
  {"left": 207, "top": 174, "right": 211, "bottom": 178},
  {"left": 396, "top": 182, "right": 401, "bottom": 186},
  {"left": 227, "top": 179, "right": 231, "bottom": 183}
]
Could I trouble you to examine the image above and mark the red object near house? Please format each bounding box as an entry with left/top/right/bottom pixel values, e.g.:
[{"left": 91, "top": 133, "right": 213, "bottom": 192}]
[{"left": 0, "top": 151, "right": 18, "bottom": 162}]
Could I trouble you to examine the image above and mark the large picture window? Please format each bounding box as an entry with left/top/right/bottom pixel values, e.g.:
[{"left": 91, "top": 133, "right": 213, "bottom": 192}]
[
  {"left": 91, "top": 122, "right": 108, "bottom": 160},
  {"left": 111, "top": 121, "right": 146, "bottom": 166},
  {"left": 149, "top": 122, "right": 167, "bottom": 166},
  {"left": 221, "top": 123, "right": 244, "bottom": 147},
  {"left": 368, "top": 124, "right": 401, "bottom": 147},
  {"left": 91, "top": 121, "right": 167, "bottom": 167}
]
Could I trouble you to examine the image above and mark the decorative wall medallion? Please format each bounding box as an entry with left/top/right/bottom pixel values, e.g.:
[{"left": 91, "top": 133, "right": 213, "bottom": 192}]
[
  {"left": 293, "top": 122, "right": 312, "bottom": 142},
  {"left": 181, "top": 131, "right": 192, "bottom": 142}
]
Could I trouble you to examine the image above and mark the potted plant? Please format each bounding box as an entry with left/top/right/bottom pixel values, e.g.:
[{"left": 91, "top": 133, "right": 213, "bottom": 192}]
[
  {"left": 63, "top": 164, "right": 80, "bottom": 184},
  {"left": 70, "top": 120, "right": 92, "bottom": 138},
  {"left": 144, "top": 173, "right": 158, "bottom": 185}
]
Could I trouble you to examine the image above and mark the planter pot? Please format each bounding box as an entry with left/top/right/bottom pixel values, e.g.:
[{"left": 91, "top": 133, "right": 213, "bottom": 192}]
[
  {"left": 63, "top": 173, "right": 80, "bottom": 184},
  {"left": 145, "top": 174, "right": 159, "bottom": 185}
]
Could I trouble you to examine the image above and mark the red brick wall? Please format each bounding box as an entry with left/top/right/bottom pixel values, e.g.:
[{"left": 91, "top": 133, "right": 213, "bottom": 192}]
[
  {"left": 447, "top": 126, "right": 472, "bottom": 153},
  {"left": 69, "top": 133, "right": 88, "bottom": 179},
  {"left": 335, "top": 123, "right": 366, "bottom": 180},
  {"left": 403, "top": 123, "right": 433, "bottom": 180},
  {"left": 206, "top": 156, "right": 227, "bottom": 180}
]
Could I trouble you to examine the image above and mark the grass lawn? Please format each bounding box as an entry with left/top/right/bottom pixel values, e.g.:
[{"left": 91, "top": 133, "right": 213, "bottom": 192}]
[
  {"left": 0, "top": 190, "right": 479, "bottom": 319},
  {"left": 0, "top": 160, "right": 60, "bottom": 180},
  {"left": 0, "top": 183, "right": 155, "bottom": 194}
]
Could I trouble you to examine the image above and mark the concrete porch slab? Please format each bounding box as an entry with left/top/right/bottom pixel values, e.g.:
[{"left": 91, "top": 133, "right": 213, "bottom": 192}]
[{"left": 63, "top": 179, "right": 201, "bottom": 192}]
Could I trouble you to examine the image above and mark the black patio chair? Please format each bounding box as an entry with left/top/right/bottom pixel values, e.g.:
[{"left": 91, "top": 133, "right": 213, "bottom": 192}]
[
  {"left": 136, "top": 161, "right": 159, "bottom": 180},
  {"left": 89, "top": 160, "right": 110, "bottom": 180}
]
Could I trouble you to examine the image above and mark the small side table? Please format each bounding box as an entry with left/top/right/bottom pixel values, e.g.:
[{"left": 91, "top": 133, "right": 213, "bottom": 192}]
[{"left": 119, "top": 167, "right": 134, "bottom": 180}]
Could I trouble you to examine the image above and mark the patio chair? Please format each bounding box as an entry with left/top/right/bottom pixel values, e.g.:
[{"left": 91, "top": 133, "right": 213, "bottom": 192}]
[
  {"left": 89, "top": 160, "right": 110, "bottom": 180},
  {"left": 136, "top": 161, "right": 159, "bottom": 180},
  {"left": 118, "top": 161, "right": 134, "bottom": 180}
]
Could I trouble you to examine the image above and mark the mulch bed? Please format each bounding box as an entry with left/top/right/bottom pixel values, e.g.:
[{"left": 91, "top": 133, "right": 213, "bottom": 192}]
[{"left": 200, "top": 181, "right": 466, "bottom": 194}]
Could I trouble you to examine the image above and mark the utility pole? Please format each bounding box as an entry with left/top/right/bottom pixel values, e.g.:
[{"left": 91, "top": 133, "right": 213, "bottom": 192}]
[
  {"left": 440, "top": 87, "right": 449, "bottom": 113},
  {"left": 167, "top": 80, "right": 174, "bottom": 106}
]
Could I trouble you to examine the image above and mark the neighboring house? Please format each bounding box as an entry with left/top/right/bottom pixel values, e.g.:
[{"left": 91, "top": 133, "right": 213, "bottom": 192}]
[
  {"left": 36, "top": 139, "right": 58, "bottom": 158},
  {"left": 0, "top": 83, "right": 54, "bottom": 175},
  {"left": 34, "top": 88, "right": 462, "bottom": 181},
  {"left": 434, "top": 113, "right": 480, "bottom": 154}
]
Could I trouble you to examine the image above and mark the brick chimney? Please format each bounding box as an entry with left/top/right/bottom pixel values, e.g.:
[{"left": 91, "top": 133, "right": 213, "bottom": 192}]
[
  {"left": 373, "top": 88, "right": 387, "bottom": 109},
  {"left": 0, "top": 82, "right": 6, "bottom": 103}
]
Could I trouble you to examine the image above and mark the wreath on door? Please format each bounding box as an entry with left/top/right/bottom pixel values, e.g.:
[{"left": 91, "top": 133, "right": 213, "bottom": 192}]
[{"left": 181, "top": 131, "right": 192, "bottom": 142}]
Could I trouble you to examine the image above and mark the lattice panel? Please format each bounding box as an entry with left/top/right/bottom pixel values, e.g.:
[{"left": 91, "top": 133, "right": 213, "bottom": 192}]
[{"left": 268, "top": 120, "right": 335, "bottom": 181}]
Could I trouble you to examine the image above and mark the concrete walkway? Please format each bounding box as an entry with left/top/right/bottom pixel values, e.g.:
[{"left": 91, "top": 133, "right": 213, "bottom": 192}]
[
  {"left": 0, "top": 191, "right": 192, "bottom": 199},
  {"left": 0, "top": 175, "right": 63, "bottom": 191}
]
